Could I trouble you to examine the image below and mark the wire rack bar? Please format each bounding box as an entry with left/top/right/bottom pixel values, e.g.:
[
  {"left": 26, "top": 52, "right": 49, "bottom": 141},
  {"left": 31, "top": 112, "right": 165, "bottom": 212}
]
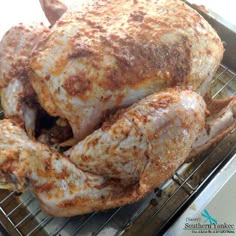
[
  {"left": 177, "top": 135, "right": 233, "bottom": 184},
  {"left": 114, "top": 193, "right": 156, "bottom": 236},
  {"left": 14, "top": 208, "right": 41, "bottom": 229},
  {"left": 27, "top": 216, "right": 53, "bottom": 236},
  {"left": 0, "top": 207, "right": 23, "bottom": 236},
  {"left": 212, "top": 75, "right": 236, "bottom": 98},
  {"left": 48, "top": 218, "right": 71, "bottom": 236},
  {"left": 7, "top": 195, "right": 34, "bottom": 217},
  {"left": 138, "top": 175, "right": 194, "bottom": 230},
  {"left": 174, "top": 173, "right": 195, "bottom": 191},
  {"left": 0, "top": 192, "right": 15, "bottom": 204},
  {"left": 70, "top": 212, "right": 97, "bottom": 236},
  {"left": 171, "top": 176, "right": 192, "bottom": 195},
  {"left": 115, "top": 179, "right": 192, "bottom": 236},
  {"left": 210, "top": 66, "right": 228, "bottom": 84},
  {"left": 92, "top": 207, "right": 122, "bottom": 236}
]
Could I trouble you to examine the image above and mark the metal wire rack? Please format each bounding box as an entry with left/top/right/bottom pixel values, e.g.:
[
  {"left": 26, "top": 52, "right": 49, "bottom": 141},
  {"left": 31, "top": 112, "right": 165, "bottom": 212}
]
[{"left": 0, "top": 64, "right": 235, "bottom": 236}]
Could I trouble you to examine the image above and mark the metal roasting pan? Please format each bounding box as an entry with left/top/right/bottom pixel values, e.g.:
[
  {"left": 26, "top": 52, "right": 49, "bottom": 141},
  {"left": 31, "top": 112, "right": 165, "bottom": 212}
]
[{"left": 0, "top": 2, "right": 235, "bottom": 235}]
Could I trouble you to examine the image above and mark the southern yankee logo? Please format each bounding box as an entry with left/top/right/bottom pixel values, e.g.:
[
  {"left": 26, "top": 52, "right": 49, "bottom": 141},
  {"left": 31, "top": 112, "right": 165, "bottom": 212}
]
[
  {"left": 201, "top": 209, "right": 217, "bottom": 224},
  {"left": 184, "top": 209, "right": 235, "bottom": 234}
]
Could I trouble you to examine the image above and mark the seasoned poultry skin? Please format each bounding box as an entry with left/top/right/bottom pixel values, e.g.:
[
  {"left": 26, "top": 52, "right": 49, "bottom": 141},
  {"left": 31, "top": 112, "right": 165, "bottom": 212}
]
[
  {"left": 0, "top": 23, "right": 49, "bottom": 135},
  {"left": 0, "top": 89, "right": 207, "bottom": 216},
  {"left": 29, "top": 0, "right": 224, "bottom": 140},
  {"left": 67, "top": 93, "right": 236, "bottom": 181},
  {"left": 66, "top": 89, "right": 207, "bottom": 182}
]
